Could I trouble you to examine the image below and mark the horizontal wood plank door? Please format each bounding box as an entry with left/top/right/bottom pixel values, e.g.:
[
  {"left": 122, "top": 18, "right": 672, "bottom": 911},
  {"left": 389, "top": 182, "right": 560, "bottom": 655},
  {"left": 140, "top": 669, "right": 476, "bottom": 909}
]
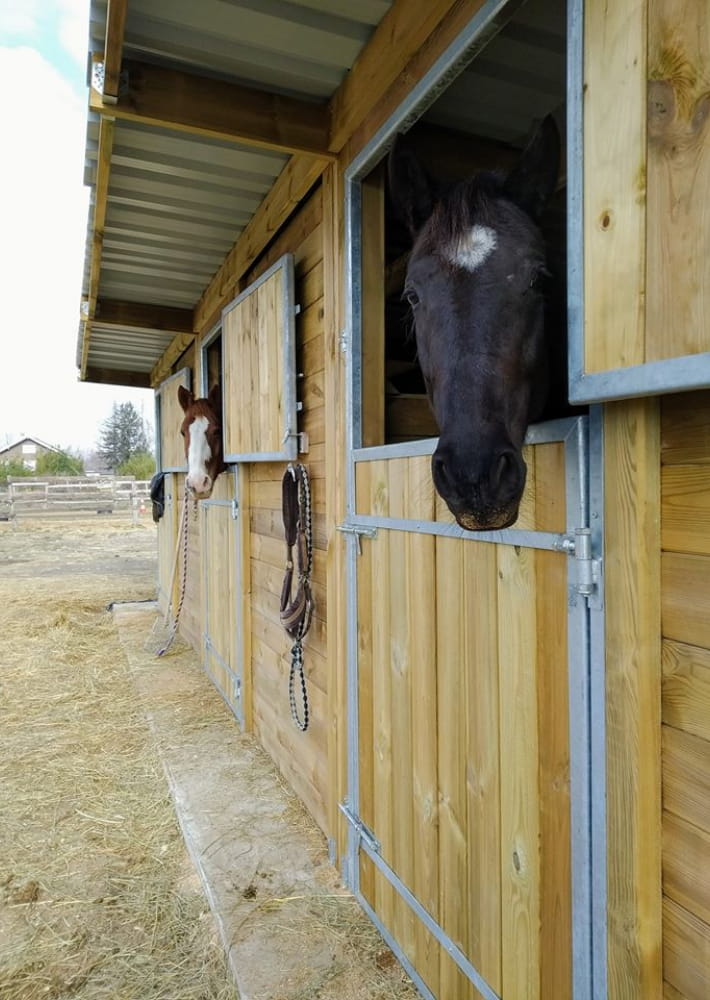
[{"left": 346, "top": 418, "right": 595, "bottom": 1000}]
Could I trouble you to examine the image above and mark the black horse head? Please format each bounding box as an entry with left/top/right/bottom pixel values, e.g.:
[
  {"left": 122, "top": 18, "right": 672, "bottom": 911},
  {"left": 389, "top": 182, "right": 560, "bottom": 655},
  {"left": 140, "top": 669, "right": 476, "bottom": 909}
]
[{"left": 388, "top": 117, "right": 561, "bottom": 530}]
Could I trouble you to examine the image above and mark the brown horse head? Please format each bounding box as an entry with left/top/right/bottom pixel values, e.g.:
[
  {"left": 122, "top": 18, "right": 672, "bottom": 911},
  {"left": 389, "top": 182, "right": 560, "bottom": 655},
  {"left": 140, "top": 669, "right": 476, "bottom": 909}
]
[
  {"left": 388, "top": 117, "right": 561, "bottom": 530},
  {"left": 177, "top": 383, "right": 224, "bottom": 498}
]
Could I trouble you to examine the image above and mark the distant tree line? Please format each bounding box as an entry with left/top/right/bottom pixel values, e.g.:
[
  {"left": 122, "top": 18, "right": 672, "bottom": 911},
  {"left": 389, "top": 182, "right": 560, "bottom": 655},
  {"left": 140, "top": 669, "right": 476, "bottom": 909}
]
[{"left": 0, "top": 402, "right": 155, "bottom": 484}]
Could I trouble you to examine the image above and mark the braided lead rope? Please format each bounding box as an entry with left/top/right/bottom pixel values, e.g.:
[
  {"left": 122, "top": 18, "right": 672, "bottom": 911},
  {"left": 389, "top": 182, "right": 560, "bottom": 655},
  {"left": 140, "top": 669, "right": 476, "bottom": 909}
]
[
  {"left": 158, "top": 492, "right": 190, "bottom": 656},
  {"left": 281, "top": 464, "right": 314, "bottom": 730}
]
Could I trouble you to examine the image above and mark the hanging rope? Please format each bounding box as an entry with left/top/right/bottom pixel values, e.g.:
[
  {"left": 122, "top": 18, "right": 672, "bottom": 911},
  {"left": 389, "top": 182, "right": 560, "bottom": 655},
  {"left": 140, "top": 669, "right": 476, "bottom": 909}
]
[
  {"left": 157, "top": 491, "right": 191, "bottom": 656},
  {"left": 280, "top": 463, "right": 314, "bottom": 730}
]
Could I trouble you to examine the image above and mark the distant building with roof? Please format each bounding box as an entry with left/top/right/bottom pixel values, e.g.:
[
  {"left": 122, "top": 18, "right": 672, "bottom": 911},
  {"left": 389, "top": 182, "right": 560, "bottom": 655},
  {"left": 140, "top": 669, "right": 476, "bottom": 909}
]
[{"left": 0, "top": 436, "right": 63, "bottom": 472}]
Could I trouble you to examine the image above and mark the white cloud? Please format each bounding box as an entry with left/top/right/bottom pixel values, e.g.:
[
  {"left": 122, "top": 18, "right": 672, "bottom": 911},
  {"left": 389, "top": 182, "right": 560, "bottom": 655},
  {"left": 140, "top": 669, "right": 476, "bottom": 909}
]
[
  {"left": 0, "top": 46, "right": 153, "bottom": 453},
  {"left": 0, "top": 2, "right": 40, "bottom": 36},
  {"left": 57, "top": 0, "right": 90, "bottom": 69}
]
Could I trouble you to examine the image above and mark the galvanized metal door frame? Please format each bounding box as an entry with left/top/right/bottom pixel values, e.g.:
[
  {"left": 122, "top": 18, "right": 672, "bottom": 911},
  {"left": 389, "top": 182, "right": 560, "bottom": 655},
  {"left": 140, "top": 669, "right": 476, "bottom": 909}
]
[
  {"left": 341, "top": 414, "right": 606, "bottom": 1000},
  {"left": 200, "top": 468, "right": 245, "bottom": 727},
  {"left": 199, "top": 319, "right": 222, "bottom": 397},
  {"left": 339, "top": 1, "right": 607, "bottom": 995}
]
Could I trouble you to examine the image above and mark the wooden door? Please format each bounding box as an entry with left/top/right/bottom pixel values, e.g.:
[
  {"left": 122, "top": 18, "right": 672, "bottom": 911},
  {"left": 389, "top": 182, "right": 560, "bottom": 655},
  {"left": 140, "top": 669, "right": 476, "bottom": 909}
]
[
  {"left": 201, "top": 471, "right": 243, "bottom": 723},
  {"left": 349, "top": 419, "right": 591, "bottom": 999}
]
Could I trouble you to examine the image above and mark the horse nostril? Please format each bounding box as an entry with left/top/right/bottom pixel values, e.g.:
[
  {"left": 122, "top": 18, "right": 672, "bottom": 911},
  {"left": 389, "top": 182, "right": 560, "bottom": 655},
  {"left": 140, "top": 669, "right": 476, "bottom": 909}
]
[
  {"left": 431, "top": 451, "right": 450, "bottom": 491},
  {"left": 491, "top": 449, "right": 522, "bottom": 497}
]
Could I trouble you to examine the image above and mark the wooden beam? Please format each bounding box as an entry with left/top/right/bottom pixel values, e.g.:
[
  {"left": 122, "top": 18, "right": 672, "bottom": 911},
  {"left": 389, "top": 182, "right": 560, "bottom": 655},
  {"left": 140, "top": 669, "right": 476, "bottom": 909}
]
[
  {"left": 83, "top": 366, "right": 152, "bottom": 388},
  {"left": 80, "top": 115, "right": 114, "bottom": 380},
  {"left": 328, "top": 0, "right": 462, "bottom": 153},
  {"left": 102, "top": 0, "right": 128, "bottom": 102},
  {"left": 95, "top": 298, "right": 194, "bottom": 334},
  {"left": 150, "top": 333, "right": 197, "bottom": 387},
  {"left": 90, "top": 56, "right": 333, "bottom": 158},
  {"left": 193, "top": 154, "right": 326, "bottom": 332}
]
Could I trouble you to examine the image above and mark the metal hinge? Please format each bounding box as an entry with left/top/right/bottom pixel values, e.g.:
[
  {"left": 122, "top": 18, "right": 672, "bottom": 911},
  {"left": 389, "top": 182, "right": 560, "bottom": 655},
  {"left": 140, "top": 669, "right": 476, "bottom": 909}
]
[
  {"left": 230, "top": 498, "right": 239, "bottom": 520},
  {"left": 336, "top": 522, "right": 377, "bottom": 554},
  {"left": 339, "top": 329, "right": 348, "bottom": 354},
  {"left": 556, "top": 527, "right": 603, "bottom": 609}
]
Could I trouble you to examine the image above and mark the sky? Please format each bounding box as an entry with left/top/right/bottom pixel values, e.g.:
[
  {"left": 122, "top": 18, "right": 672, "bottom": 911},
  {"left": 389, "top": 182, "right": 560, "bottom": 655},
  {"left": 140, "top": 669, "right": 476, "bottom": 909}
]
[{"left": 0, "top": 0, "right": 154, "bottom": 454}]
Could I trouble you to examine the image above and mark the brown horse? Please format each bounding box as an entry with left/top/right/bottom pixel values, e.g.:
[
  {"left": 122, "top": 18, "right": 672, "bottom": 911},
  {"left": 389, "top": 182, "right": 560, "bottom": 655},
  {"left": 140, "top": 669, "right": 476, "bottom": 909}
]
[
  {"left": 177, "top": 384, "right": 225, "bottom": 498},
  {"left": 388, "top": 116, "right": 562, "bottom": 530}
]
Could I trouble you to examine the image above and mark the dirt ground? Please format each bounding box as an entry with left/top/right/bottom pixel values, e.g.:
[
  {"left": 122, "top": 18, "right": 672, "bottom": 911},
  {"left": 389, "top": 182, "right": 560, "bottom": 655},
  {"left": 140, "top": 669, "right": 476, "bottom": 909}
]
[{"left": 0, "top": 515, "right": 418, "bottom": 1000}]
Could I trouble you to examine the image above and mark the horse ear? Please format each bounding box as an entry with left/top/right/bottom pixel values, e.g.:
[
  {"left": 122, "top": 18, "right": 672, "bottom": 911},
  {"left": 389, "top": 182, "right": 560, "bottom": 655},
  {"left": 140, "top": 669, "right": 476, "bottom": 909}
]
[
  {"left": 207, "top": 383, "right": 221, "bottom": 416},
  {"left": 177, "top": 385, "right": 194, "bottom": 412},
  {"left": 503, "top": 115, "right": 560, "bottom": 220},
  {"left": 388, "top": 134, "right": 436, "bottom": 236}
]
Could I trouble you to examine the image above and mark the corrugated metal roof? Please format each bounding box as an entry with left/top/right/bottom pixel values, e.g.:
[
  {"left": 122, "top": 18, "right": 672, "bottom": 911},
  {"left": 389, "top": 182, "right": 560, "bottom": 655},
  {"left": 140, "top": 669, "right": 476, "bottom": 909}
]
[
  {"left": 79, "top": 0, "right": 566, "bottom": 385},
  {"left": 79, "top": 0, "right": 393, "bottom": 382}
]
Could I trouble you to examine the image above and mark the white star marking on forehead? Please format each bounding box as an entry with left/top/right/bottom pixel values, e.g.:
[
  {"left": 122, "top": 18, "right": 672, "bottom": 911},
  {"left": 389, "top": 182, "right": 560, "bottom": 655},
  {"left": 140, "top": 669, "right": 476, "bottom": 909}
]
[{"left": 447, "top": 224, "right": 497, "bottom": 272}]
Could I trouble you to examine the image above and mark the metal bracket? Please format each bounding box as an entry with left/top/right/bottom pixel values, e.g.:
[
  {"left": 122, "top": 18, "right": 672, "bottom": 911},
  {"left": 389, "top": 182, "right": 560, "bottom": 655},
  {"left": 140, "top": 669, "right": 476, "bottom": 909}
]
[
  {"left": 282, "top": 428, "right": 309, "bottom": 453},
  {"left": 556, "top": 528, "right": 603, "bottom": 609},
  {"left": 230, "top": 498, "right": 239, "bottom": 520},
  {"left": 337, "top": 522, "right": 377, "bottom": 554},
  {"left": 339, "top": 329, "right": 348, "bottom": 354},
  {"left": 339, "top": 802, "right": 381, "bottom": 855}
]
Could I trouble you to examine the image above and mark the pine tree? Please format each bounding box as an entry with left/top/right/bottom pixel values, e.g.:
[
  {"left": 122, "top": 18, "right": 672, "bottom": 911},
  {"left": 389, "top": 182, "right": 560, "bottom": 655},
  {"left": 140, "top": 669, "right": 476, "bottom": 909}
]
[{"left": 97, "top": 402, "right": 151, "bottom": 471}]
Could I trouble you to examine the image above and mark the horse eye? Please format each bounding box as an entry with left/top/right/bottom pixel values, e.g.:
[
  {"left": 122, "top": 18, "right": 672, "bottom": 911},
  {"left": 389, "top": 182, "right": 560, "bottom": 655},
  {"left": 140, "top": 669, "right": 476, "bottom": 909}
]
[
  {"left": 529, "top": 268, "right": 548, "bottom": 291},
  {"left": 403, "top": 287, "right": 420, "bottom": 308}
]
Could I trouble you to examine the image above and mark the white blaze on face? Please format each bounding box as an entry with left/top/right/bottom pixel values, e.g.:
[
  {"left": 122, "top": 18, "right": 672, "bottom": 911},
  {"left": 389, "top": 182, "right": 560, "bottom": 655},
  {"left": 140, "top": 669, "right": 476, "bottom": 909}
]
[
  {"left": 186, "top": 415, "right": 212, "bottom": 495},
  {"left": 447, "top": 224, "right": 497, "bottom": 272}
]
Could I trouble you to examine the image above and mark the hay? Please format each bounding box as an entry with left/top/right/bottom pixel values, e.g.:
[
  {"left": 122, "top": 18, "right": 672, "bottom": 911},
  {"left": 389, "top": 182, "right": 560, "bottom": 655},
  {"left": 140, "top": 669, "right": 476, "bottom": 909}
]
[
  {"left": 0, "top": 520, "right": 238, "bottom": 1000},
  {"left": 0, "top": 518, "right": 419, "bottom": 1000}
]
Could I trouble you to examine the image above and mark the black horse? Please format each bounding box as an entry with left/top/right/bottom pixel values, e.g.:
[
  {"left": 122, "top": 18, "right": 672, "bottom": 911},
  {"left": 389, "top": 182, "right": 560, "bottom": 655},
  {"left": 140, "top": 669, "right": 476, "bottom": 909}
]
[{"left": 388, "top": 117, "right": 564, "bottom": 530}]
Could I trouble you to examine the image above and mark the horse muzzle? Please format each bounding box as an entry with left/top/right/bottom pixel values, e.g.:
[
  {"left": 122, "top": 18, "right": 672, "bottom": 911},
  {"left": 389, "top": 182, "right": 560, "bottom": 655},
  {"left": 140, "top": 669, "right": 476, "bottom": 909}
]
[{"left": 431, "top": 441, "right": 526, "bottom": 532}]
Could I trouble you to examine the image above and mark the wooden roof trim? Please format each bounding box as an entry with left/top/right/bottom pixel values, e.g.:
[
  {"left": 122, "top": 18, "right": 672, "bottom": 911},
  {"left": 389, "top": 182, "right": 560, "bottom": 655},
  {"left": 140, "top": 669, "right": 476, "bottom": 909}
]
[
  {"left": 80, "top": 115, "right": 115, "bottom": 380},
  {"left": 89, "top": 56, "right": 334, "bottom": 159},
  {"left": 328, "top": 0, "right": 460, "bottom": 153},
  {"left": 150, "top": 333, "right": 197, "bottom": 387},
  {"left": 102, "top": 0, "right": 128, "bottom": 103}
]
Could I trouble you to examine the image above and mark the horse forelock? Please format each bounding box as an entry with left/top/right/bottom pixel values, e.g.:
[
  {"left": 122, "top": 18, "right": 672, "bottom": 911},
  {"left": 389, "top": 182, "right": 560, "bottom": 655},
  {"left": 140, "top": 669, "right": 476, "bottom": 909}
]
[
  {"left": 185, "top": 397, "right": 220, "bottom": 426},
  {"left": 416, "top": 173, "right": 544, "bottom": 270}
]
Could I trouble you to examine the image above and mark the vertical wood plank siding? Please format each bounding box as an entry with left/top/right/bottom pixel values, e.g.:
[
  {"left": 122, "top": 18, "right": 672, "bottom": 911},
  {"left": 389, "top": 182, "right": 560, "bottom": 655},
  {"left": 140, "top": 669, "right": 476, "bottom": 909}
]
[
  {"left": 584, "top": 0, "right": 710, "bottom": 376},
  {"left": 240, "top": 190, "right": 330, "bottom": 835}
]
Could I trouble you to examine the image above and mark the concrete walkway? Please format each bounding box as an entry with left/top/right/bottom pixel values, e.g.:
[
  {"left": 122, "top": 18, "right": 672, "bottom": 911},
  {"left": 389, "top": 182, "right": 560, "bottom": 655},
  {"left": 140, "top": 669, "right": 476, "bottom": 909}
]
[{"left": 113, "top": 603, "right": 417, "bottom": 1000}]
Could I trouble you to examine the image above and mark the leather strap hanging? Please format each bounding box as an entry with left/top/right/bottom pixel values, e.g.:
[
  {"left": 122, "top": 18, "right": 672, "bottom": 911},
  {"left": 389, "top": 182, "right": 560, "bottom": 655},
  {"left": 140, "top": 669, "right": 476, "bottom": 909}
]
[{"left": 280, "top": 463, "right": 314, "bottom": 730}]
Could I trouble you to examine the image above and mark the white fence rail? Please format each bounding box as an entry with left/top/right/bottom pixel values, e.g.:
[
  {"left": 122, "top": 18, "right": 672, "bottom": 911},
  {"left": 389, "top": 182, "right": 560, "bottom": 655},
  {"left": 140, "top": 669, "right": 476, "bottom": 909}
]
[{"left": 0, "top": 477, "right": 152, "bottom": 521}]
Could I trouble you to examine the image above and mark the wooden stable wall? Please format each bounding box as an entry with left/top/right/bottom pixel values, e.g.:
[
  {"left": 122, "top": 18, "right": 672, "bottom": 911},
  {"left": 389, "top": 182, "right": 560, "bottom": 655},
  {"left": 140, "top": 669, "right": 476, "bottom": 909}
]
[
  {"left": 240, "top": 188, "right": 330, "bottom": 834},
  {"left": 660, "top": 391, "right": 710, "bottom": 1000}
]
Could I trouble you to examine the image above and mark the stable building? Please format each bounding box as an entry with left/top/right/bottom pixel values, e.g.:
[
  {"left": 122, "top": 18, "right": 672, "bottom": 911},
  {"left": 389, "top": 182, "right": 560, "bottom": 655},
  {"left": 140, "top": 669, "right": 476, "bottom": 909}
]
[{"left": 76, "top": 2, "right": 710, "bottom": 998}]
